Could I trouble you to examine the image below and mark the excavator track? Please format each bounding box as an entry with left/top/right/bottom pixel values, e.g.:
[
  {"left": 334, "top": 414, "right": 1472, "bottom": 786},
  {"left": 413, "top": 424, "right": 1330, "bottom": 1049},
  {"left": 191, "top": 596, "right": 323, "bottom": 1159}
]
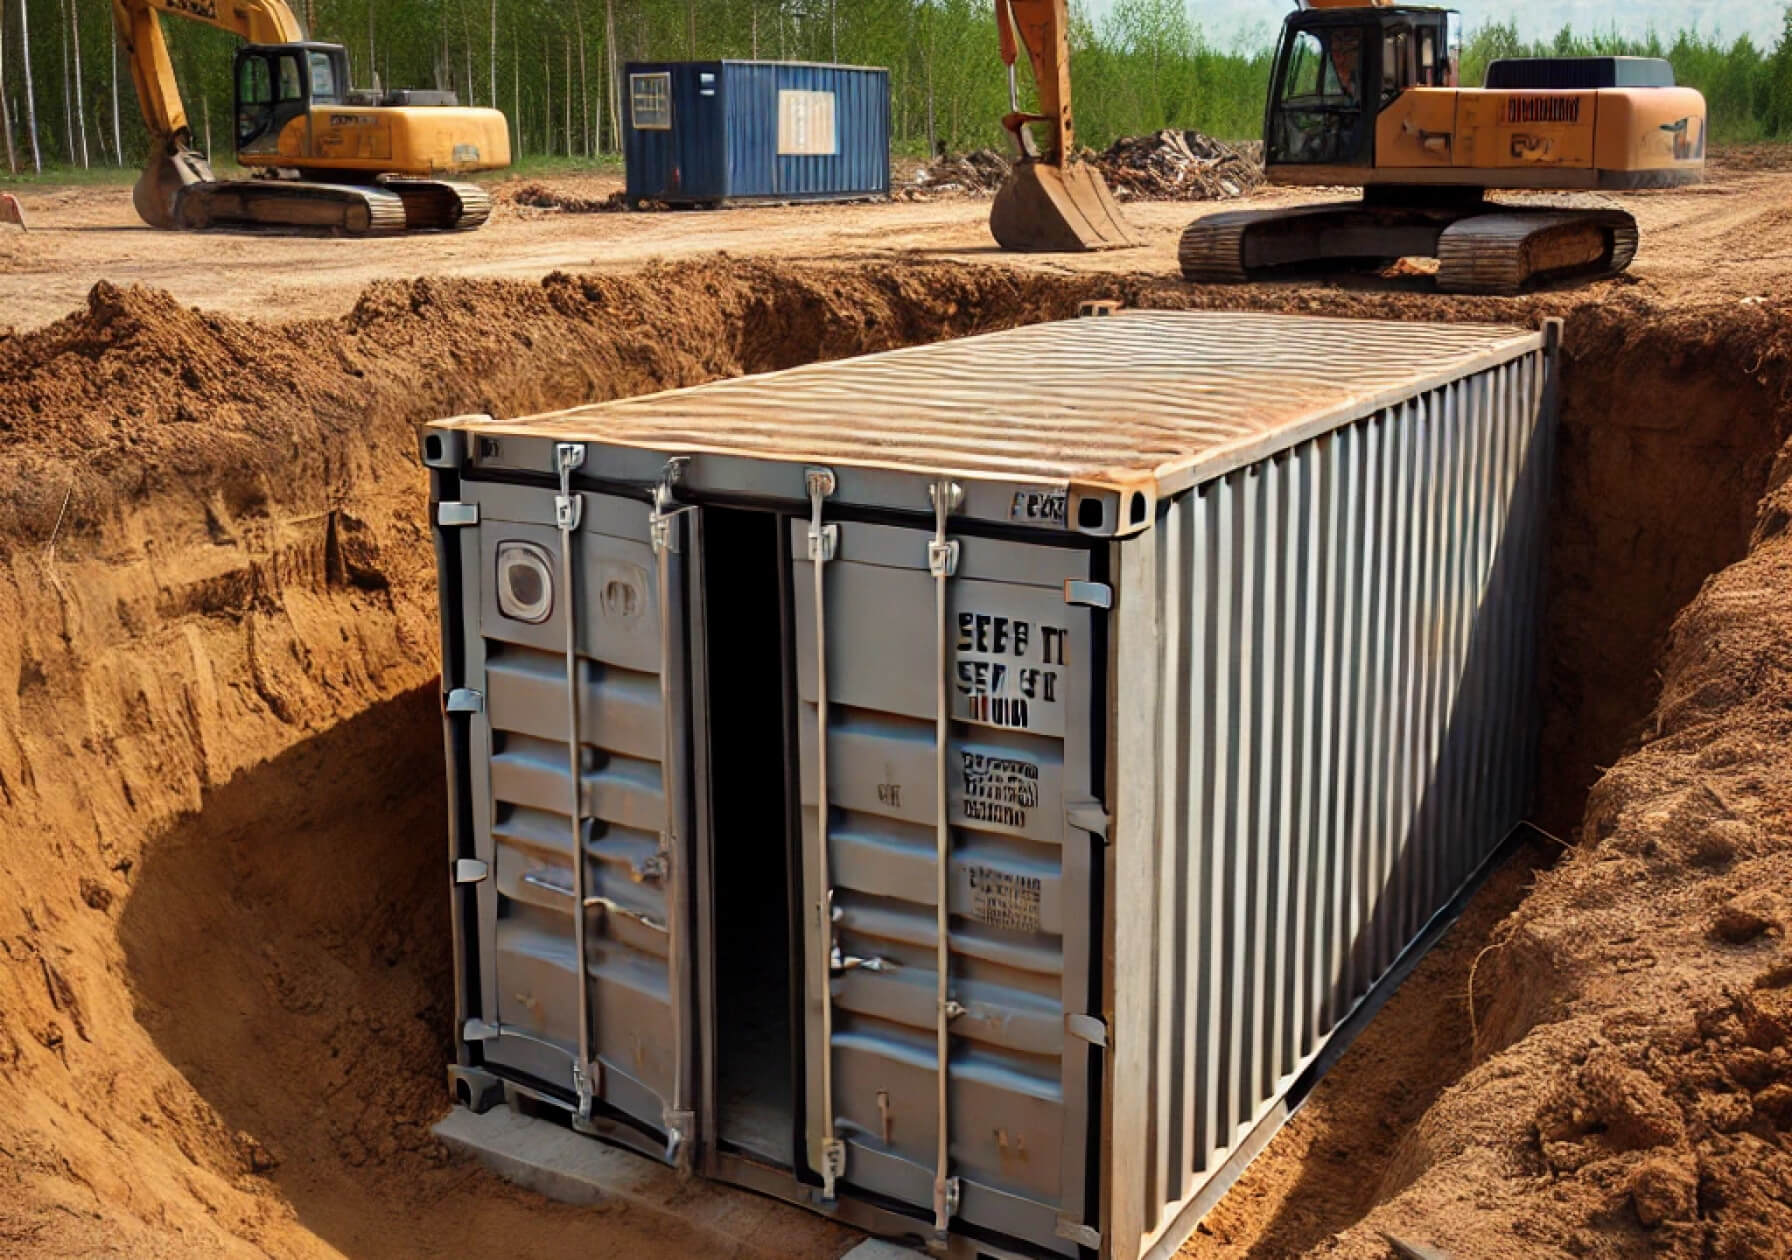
[
  {"left": 172, "top": 180, "right": 408, "bottom": 235},
  {"left": 1180, "top": 200, "right": 1640, "bottom": 295},
  {"left": 1176, "top": 209, "right": 1255, "bottom": 282},
  {"left": 1435, "top": 208, "right": 1638, "bottom": 296},
  {"left": 382, "top": 179, "right": 495, "bottom": 231}
]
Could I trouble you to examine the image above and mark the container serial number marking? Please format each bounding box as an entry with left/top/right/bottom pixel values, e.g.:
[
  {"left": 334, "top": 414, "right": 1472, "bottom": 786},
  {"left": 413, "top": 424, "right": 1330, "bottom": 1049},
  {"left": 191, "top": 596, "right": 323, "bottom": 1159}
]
[
  {"left": 961, "top": 751, "right": 1039, "bottom": 829},
  {"left": 955, "top": 611, "right": 1068, "bottom": 733},
  {"left": 1010, "top": 489, "right": 1067, "bottom": 524},
  {"left": 966, "top": 865, "right": 1043, "bottom": 933}
]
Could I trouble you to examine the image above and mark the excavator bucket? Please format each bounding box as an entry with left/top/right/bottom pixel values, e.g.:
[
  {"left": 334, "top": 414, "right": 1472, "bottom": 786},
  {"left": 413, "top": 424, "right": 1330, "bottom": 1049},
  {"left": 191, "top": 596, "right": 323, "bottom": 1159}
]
[
  {"left": 132, "top": 143, "right": 213, "bottom": 230},
  {"left": 990, "top": 158, "right": 1139, "bottom": 252}
]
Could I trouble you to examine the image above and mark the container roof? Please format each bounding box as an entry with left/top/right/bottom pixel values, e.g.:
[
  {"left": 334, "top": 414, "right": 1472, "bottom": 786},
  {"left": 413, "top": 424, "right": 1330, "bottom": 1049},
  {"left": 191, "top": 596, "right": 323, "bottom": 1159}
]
[{"left": 435, "top": 310, "right": 1539, "bottom": 495}]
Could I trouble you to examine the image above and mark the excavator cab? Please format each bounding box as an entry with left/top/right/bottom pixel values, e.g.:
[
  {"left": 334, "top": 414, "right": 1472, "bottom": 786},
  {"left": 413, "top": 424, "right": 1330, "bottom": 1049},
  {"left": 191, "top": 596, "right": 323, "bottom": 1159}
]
[
  {"left": 233, "top": 42, "right": 346, "bottom": 157},
  {"left": 1266, "top": 6, "right": 1452, "bottom": 169}
]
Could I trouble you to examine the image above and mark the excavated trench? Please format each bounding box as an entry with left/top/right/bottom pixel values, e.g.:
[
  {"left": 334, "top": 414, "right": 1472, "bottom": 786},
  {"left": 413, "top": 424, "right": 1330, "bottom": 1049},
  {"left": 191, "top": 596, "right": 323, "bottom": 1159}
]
[{"left": 2, "top": 261, "right": 1789, "bottom": 1259}]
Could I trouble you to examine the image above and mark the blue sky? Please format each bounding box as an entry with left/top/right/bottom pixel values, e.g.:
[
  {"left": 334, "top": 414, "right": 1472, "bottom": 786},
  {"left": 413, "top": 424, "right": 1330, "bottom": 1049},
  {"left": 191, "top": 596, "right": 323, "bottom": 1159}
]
[{"left": 1082, "top": 2, "right": 1787, "bottom": 50}]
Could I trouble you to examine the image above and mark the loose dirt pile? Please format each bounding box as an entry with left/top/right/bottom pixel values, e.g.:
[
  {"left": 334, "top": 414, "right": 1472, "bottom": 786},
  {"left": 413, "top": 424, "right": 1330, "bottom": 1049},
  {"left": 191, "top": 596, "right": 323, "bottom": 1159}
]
[{"left": 2, "top": 257, "right": 1790, "bottom": 1259}]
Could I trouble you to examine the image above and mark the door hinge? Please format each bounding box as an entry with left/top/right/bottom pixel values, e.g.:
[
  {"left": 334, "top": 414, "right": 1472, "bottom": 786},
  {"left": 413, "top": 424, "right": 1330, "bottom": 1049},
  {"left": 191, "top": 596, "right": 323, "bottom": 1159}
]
[
  {"left": 927, "top": 538, "right": 959, "bottom": 578},
  {"left": 555, "top": 443, "right": 586, "bottom": 531},
  {"left": 1065, "top": 1012, "right": 1109, "bottom": 1047},
  {"left": 1056, "top": 1218, "right": 1102, "bottom": 1249},
  {"left": 445, "top": 687, "right": 484, "bottom": 714},
  {"left": 1066, "top": 800, "right": 1110, "bottom": 842},
  {"left": 806, "top": 466, "right": 838, "bottom": 562},
  {"left": 437, "top": 501, "right": 479, "bottom": 527},
  {"left": 649, "top": 456, "right": 692, "bottom": 555},
  {"left": 454, "top": 858, "right": 489, "bottom": 884},
  {"left": 1063, "top": 579, "right": 1112, "bottom": 609},
  {"left": 662, "top": 1107, "right": 695, "bottom": 1171},
  {"left": 819, "top": 1137, "right": 846, "bottom": 1202}
]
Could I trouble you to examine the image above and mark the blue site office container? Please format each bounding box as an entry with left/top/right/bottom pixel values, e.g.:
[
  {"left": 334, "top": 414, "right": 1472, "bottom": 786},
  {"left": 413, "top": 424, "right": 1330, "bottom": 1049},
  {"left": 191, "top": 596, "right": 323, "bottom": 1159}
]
[{"left": 622, "top": 60, "right": 890, "bottom": 207}]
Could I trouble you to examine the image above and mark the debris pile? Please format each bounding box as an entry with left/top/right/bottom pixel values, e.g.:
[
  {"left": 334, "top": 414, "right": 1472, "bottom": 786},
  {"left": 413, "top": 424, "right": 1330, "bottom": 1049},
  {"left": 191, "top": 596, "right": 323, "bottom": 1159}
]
[
  {"left": 899, "top": 131, "right": 1263, "bottom": 202},
  {"left": 1093, "top": 130, "right": 1264, "bottom": 201},
  {"left": 897, "top": 148, "right": 1014, "bottom": 199},
  {"left": 503, "top": 181, "right": 626, "bottom": 213}
]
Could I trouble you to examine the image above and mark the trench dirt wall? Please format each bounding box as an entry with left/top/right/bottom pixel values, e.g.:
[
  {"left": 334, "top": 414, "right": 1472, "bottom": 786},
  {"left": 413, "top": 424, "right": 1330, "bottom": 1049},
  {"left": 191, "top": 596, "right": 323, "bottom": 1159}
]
[{"left": 1, "top": 263, "right": 1787, "bottom": 1257}]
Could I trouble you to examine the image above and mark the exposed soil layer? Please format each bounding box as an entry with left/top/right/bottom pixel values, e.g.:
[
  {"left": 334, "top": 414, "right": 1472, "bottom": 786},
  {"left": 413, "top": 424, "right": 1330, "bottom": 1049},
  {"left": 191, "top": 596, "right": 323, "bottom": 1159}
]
[{"left": 1, "top": 258, "right": 1789, "bottom": 1258}]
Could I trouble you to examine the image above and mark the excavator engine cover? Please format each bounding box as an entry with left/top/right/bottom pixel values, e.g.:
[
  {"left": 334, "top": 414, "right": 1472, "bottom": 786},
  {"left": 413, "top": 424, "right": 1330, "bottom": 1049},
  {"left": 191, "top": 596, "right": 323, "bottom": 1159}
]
[{"left": 990, "top": 157, "right": 1139, "bottom": 252}]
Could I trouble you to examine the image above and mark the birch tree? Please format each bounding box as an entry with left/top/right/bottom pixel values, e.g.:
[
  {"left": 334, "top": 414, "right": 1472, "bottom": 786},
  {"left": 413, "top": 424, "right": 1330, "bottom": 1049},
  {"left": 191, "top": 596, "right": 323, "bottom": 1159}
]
[
  {"left": 0, "top": 0, "right": 15, "bottom": 173},
  {"left": 18, "top": 0, "right": 39, "bottom": 171}
]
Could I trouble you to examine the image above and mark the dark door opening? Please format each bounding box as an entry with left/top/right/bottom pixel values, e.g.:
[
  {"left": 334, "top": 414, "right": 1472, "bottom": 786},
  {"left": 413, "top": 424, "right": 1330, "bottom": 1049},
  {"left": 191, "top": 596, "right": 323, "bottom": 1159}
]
[{"left": 702, "top": 507, "right": 798, "bottom": 1167}]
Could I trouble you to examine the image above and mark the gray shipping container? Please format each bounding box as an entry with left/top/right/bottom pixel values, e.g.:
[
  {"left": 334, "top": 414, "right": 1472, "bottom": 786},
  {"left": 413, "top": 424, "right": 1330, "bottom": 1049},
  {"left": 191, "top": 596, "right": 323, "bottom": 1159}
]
[{"left": 422, "top": 309, "right": 1559, "bottom": 1259}]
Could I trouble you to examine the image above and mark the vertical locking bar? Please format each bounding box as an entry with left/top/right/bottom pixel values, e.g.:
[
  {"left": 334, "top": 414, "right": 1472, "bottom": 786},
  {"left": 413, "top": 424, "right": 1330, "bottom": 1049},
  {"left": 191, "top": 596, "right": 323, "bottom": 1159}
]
[
  {"left": 553, "top": 442, "right": 600, "bottom": 1129},
  {"left": 805, "top": 467, "right": 845, "bottom": 1202},
  {"left": 649, "top": 458, "right": 696, "bottom": 1169},
  {"left": 928, "top": 478, "right": 962, "bottom": 1244}
]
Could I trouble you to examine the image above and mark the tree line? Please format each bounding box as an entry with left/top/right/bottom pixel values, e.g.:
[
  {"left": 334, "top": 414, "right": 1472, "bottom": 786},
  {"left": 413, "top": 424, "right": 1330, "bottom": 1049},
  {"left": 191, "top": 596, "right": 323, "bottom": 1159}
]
[{"left": 0, "top": 0, "right": 1787, "bottom": 176}]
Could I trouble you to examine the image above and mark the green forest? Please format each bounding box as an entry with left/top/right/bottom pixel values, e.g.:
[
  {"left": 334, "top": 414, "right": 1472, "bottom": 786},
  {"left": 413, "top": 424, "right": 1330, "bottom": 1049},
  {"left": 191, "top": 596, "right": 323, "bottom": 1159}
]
[{"left": 1, "top": 0, "right": 1788, "bottom": 176}]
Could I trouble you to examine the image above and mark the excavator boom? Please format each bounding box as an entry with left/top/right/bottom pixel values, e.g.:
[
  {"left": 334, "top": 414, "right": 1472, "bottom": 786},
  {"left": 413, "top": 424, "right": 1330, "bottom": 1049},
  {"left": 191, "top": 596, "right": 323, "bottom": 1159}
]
[{"left": 988, "top": 0, "right": 1137, "bottom": 252}]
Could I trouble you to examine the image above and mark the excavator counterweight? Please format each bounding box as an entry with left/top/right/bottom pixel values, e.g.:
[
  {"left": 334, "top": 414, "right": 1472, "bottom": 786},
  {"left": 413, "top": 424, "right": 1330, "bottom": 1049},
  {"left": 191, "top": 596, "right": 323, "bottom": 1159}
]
[{"left": 990, "top": 0, "right": 1138, "bottom": 252}]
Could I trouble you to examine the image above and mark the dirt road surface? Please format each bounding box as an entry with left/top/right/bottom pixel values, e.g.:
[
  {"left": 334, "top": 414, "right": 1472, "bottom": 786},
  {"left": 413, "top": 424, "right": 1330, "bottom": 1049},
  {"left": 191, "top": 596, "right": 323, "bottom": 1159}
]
[{"left": 3, "top": 151, "right": 1790, "bottom": 329}]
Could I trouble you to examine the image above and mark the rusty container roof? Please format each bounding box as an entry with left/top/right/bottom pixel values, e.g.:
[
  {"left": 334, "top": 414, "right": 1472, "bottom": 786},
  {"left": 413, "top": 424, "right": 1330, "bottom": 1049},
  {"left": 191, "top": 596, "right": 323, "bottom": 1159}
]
[{"left": 432, "top": 310, "right": 1540, "bottom": 496}]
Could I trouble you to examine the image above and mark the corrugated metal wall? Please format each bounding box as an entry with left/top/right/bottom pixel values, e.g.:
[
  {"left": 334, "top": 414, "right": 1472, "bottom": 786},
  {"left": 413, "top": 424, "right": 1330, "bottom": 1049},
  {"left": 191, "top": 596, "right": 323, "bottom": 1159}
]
[
  {"left": 1134, "top": 351, "right": 1553, "bottom": 1251},
  {"left": 625, "top": 60, "right": 889, "bottom": 203},
  {"left": 724, "top": 62, "right": 890, "bottom": 199}
]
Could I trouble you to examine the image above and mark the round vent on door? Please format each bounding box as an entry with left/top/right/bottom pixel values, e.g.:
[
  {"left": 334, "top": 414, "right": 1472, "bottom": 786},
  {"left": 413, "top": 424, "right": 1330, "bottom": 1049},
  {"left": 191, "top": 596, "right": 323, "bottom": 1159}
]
[{"left": 496, "top": 542, "right": 554, "bottom": 623}]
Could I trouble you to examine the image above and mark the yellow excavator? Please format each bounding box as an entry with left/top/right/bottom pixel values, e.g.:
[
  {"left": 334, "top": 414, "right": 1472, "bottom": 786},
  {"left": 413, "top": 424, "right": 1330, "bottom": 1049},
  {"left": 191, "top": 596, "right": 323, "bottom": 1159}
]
[
  {"left": 1180, "top": 0, "right": 1707, "bottom": 293},
  {"left": 989, "top": 0, "right": 1137, "bottom": 251},
  {"left": 113, "top": 0, "right": 510, "bottom": 234}
]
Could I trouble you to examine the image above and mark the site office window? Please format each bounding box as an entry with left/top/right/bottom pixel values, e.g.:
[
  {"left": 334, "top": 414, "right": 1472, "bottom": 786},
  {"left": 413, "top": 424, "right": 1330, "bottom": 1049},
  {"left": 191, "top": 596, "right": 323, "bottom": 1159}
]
[{"left": 631, "top": 72, "right": 673, "bottom": 130}]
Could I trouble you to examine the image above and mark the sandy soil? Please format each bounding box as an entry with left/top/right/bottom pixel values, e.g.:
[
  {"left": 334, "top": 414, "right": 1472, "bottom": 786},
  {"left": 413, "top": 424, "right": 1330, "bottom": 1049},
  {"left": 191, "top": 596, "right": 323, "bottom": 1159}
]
[
  {"left": 2, "top": 149, "right": 1791, "bottom": 1260},
  {"left": 2, "top": 152, "right": 1791, "bottom": 330}
]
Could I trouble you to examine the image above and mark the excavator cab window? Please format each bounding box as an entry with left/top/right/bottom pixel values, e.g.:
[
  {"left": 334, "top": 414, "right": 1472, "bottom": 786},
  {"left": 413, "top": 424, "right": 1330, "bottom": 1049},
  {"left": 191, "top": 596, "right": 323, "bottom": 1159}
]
[
  {"left": 233, "top": 46, "right": 316, "bottom": 158},
  {"left": 1382, "top": 28, "right": 1413, "bottom": 104},
  {"left": 308, "top": 51, "right": 341, "bottom": 104},
  {"left": 1270, "top": 23, "right": 1370, "bottom": 166},
  {"left": 237, "top": 55, "right": 274, "bottom": 147},
  {"left": 276, "top": 53, "right": 304, "bottom": 103}
]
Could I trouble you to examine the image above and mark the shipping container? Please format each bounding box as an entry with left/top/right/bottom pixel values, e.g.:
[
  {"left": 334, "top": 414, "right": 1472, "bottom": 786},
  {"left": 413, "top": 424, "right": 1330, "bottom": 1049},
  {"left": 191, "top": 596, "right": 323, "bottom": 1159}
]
[
  {"left": 622, "top": 60, "right": 890, "bottom": 207},
  {"left": 422, "top": 308, "right": 1561, "bottom": 1259}
]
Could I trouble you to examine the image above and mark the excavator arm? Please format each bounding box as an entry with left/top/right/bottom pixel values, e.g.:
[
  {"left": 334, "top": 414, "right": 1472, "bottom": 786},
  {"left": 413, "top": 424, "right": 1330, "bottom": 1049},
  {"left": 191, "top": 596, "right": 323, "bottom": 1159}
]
[
  {"left": 988, "top": 0, "right": 1136, "bottom": 251},
  {"left": 994, "top": 0, "right": 1075, "bottom": 162},
  {"left": 111, "top": 0, "right": 306, "bottom": 227}
]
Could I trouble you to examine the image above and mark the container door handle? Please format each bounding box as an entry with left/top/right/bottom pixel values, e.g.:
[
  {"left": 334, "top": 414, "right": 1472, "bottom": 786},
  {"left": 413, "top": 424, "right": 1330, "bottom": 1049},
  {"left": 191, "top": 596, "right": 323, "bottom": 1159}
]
[
  {"left": 928, "top": 477, "right": 963, "bottom": 1244},
  {"left": 805, "top": 466, "right": 845, "bottom": 1202},
  {"left": 554, "top": 441, "right": 603, "bottom": 1128}
]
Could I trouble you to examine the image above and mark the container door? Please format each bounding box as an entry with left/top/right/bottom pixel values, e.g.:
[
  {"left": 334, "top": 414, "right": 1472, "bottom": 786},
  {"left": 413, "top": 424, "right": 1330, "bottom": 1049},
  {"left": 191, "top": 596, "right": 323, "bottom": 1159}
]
[
  {"left": 456, "top": 459, "right": 697, "bottom": 1163},
  {"left": 793, "top": 481, "right": 1103, "bottom": 1256}
]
